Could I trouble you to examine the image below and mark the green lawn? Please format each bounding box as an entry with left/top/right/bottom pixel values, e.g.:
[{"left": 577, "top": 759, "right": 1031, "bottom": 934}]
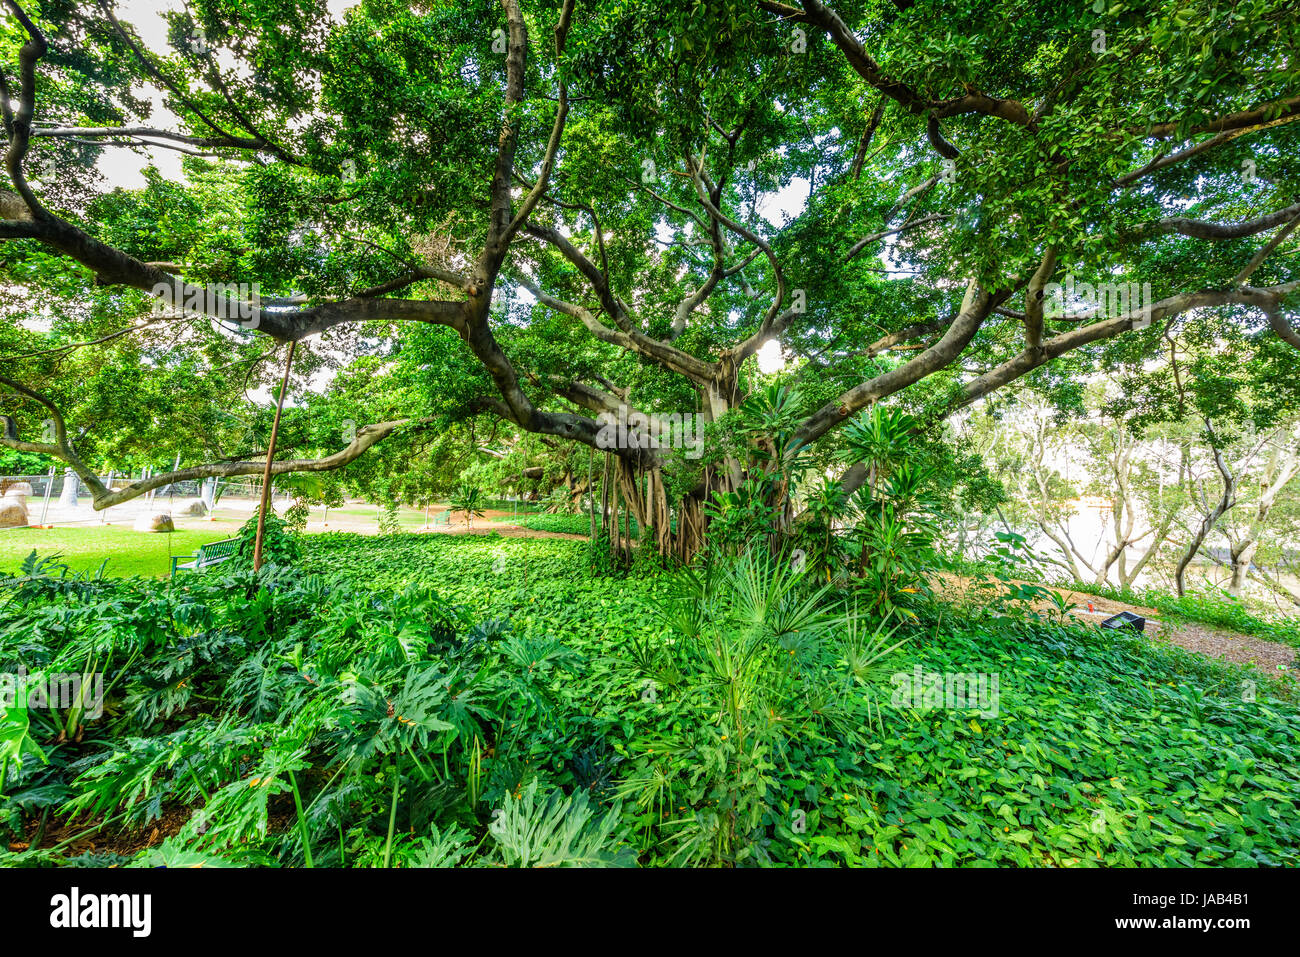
[
  {"left": 322, "top": 504, "right": 455, "bottom": 529},
  {"left": 0, "top": 504, "right": 441, "bottom": 578},
  {"left": 492, "top": 512, "right": 593, "bottom": 535},
  {"left": 327, "top": 502, "right": 548, "bottom": 528},
  {"left": 0, "top": 525, "right": 234, "bottom": 579}
]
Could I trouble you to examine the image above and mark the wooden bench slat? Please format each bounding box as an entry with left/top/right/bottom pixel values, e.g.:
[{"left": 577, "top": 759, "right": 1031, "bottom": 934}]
[{"left": 171, "top": 538, "right": 241, "bottom": 578}]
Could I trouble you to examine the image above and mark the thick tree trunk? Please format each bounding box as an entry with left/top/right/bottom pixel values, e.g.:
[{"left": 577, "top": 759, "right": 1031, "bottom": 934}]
[
  {"left": 600, "top": 452, "right": 610, "bottom": 536},
  {"left": 705, "top": 362, "right": 742, "bottom": 491},
  {"left": 594, "top": 451, "right": 713, "bottom": 563},
  {"left": 1175, "top": 479, "right": 1234, "bottom": 596},
  {"left": 1228, "top": 540, "right": 1257, "bottom": 597}
]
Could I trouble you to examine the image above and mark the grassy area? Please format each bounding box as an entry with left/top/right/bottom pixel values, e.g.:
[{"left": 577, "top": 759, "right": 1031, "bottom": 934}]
[
  {"left": 492, "top": 512, "right": 592, "bottom": 535},
  {"left": 320, "top": 504, "right": 449, "bottom": 529},
  {"left": 489, "top": 512, "right": 678, "bottom": 537},
  {"left": 0, "top": 503, "right": 440, "bottom": 578},
  {"left": 0, "top": 525, "right": 238, "bottom": 579},
  {"left": 482, "top": 498, "right": 548, "bottom": 513}
]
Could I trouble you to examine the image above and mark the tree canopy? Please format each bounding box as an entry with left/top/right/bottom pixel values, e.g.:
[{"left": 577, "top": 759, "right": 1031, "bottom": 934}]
[{"left": 3, "top": 0, "right": 1299, "bottom": 554}]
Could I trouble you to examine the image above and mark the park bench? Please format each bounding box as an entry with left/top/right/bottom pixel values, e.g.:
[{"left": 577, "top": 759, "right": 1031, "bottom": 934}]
[{"left": 170, "top": 538, "right": 239, "bottom": 578}]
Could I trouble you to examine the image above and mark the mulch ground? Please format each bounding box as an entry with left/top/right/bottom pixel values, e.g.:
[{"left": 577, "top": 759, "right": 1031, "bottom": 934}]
[{"left": 13, "top": 807, "right": 192, "bottom": 859}]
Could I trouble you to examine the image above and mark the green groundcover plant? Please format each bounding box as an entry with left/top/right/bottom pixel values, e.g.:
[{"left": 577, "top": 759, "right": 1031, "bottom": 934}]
[
  {"left": 0, "top": 533, "right": 1295, "bottom": 867},
  {"left": 500, "top": 514, "right": 592, "bottom": 536}
]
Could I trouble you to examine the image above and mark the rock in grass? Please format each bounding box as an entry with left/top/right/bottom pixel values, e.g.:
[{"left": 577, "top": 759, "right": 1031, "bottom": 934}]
[
  {"left": 176, "top": 497, "right": 209, "bottom": 517},
  {"left": 0, "top": 499, "right": 28, "bottom": 528},
  {"left": 3, "top": 482, "right": 33, "bottom": 498},
  {"left": 133, "top": 512, "right": 175, "bottom": 532}
]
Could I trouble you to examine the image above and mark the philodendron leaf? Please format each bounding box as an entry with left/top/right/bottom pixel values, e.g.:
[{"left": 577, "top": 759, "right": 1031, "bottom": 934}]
[
  {"left": 488, "top": 780, "right": 637, "bottom": 868},
  {"left": 0, "top": 702, "right": 46, "bottom": 777},
  {"left": 132, "top": 838, "right": 235, "bottom": 868}
]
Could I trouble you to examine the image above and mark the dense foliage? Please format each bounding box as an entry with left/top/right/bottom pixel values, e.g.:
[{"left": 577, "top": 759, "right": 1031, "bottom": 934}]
[{"left": 2, "top": 533, "right": 1296, "bottom": 867}]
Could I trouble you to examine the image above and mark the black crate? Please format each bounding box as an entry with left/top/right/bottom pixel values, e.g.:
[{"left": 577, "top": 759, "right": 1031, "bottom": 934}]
[{"left": 1100, "top": 610, "right": 1146, "bottom": 633}]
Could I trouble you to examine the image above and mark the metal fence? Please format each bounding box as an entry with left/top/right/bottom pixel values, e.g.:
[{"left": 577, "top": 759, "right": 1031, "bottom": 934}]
[{"left": 0, "top": 471, "right": 282, "bottom": 530}]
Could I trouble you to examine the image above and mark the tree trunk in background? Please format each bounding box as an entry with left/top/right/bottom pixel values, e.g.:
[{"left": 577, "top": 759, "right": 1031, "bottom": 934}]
[
  {"left": 1228, "top": 540, "right": 1258, "bottom": 597},
  {"left": 600, "top": 452, "right": 610, "bottom": 536},
  {"left": 604, "top": 455, "right": 712, "bottom": 563},
  {"left": 1118, "top": 438, "right": 1185, "bottom": 589},
  {"left": 253, "top": 341, "right": 297, "bottom": 572},
  {"left": 588, "top": 446, "right": 596, "bottom": 540},
  {"left": 705, "top": 362, "right": 742, "bottom": 491},
  {"left": 1226, "top": 439, "right": 1300, "bottom": 598},
  {"left": 1175, "top": 427, "right": 1235, "bottom": 596},
  {"left": 1121, "top": 508, "right": 1177, "bottom": 588},
  {"left": 608, "top": 460, "right": 621, "bottom": 557}
]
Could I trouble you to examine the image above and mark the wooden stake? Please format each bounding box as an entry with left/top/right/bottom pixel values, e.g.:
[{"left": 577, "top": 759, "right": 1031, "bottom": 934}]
[
  {"left": 253, "top": 340, "right": 297, "bottom": 572},
  {"left": 587, "top": 446, "right": 596, "bottom": 540}
]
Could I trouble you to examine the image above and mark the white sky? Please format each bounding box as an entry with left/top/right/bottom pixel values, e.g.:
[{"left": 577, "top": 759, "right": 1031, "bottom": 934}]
[{"left": 99, "top": 0, "right": 355, "bottom": 186}]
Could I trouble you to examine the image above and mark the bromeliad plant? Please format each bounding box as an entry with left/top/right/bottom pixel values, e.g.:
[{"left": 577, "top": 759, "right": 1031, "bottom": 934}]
[
  {"left": 704, "top": 385, "right": 814, "bottom": 557},
  {"left": 848, "top": 461, "right": 942, "bottom": 619},
  {"left": 798, "top": 476, "right": 851, "bottom": 583},
  {"left": 704, "top": 394, "right": 946, "bottom": 616}
]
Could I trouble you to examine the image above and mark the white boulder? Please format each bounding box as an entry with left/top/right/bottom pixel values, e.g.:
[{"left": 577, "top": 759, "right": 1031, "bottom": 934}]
[{"left": 133, "top": 512, "right": 175, "bottom": 532}]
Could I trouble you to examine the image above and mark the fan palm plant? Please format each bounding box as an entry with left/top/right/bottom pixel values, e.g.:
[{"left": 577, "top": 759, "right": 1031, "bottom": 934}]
[{"left": 448, "top": 484, "right": 486, "bottom": 528}]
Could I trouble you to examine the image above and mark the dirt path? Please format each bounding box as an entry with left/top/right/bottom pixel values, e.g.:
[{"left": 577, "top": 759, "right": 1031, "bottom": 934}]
[{"left": 937, "top": 573, "right": 1297, "bottom": 681}]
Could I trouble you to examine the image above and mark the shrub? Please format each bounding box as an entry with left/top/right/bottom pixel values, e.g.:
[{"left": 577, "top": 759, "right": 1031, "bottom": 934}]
[{"left": 233, "top": 511, "right": 302, "bottom": 568}]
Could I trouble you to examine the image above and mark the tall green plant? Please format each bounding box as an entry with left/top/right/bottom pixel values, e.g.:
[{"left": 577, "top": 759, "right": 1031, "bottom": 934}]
[
  {"left": 448, "top": 484, "right": 486, "bottom": 529},
  {"left": 618, "top": 546, "right": 901, "bottom": 865},
  {"left": 838, "top": 407, "right": 942, "bottom": 616},
  {"left": 234, "top": 513, "right": 301, "bottom": 568}
]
